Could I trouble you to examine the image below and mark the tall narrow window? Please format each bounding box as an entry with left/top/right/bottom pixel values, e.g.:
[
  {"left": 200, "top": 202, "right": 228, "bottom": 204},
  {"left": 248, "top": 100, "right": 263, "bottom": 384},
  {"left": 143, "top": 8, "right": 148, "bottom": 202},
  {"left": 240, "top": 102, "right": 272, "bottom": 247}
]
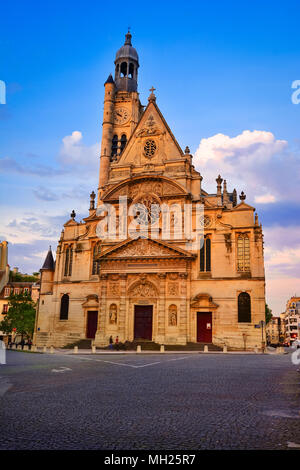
[
  {"left": 92, "top": 243, "right": 101, "bottom": 275},
  {"left": 237, "top": 234, "right": 250, "bottom": 272},
  {"left": 120, "top": 134, "right": 127, "bottom": 153},
  {"left": 64, "top": 246, "right": 73, "bottom": 277},
  {"left": 111, "top": 135, "right": 118, "bottom": 160},
  {"left": 60, "top": 294, "right": 69, "bottom": 320},
  {"left": 200, "top": 237, "right": 211, "bottom": 272},
  {"left": 238, "top": 292, "right": 251, "bottom": 323}
]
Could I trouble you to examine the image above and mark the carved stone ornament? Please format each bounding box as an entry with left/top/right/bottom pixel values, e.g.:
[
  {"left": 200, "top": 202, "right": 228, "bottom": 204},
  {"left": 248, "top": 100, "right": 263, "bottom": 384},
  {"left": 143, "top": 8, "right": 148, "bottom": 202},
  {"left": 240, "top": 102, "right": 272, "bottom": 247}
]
[
  {"left": 129, "top": 280, "right": 158, "bottom": 298},
  {"left": 108, "top": 282, "right": 120, "bottom": 296},
  {"left": 168, "top": 273, "right": 178, "bottom": 280},
  {"left": 136, "top": 115, "right": 162, "bottom": 138},
  {"left": 112, "top": 238, "right": 177, "bottom": 258},
  {"left": 168, "top": 282, "right": 179, "bottom": 296}
]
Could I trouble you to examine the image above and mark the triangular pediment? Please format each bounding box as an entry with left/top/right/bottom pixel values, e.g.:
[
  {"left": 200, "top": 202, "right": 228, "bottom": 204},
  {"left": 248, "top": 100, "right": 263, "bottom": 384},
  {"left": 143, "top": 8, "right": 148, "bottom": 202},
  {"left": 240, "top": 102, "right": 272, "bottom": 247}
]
[
  {"left": 117, "top": 100, "right": 183, "bottom": 166},
  {"left": 232, "top": 201, "right": 255, "bottom": 211},
  {"left": 64, "top": 219, "right": 78, "bottom": 227},
  {"left": 97, "top": 237, "right": 195, "bottom": 260}
]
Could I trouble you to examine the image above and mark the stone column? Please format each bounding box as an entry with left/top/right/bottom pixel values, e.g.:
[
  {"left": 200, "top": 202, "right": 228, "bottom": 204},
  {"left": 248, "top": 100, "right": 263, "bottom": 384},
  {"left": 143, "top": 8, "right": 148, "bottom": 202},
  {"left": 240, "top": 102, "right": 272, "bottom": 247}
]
[
  {"left": 179, "top": 273, "right": 188, "bottom": 344},
  {"left": 157, "top": 273, "right": 167, "bottom": 343},
  {"left": 119, "top": 274, "right": 127, "bottom": 342},
  {"left": 95, "top": 274, "right": 108, "bottom": 346}
]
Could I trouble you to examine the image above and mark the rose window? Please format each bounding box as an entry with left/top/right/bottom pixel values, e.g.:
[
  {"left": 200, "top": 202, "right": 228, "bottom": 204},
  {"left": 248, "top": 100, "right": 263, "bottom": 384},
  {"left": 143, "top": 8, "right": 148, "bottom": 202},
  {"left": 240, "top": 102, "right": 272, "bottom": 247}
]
[
  {"left": 144, "top": 139, "right": 156, "bottom": 158},
  {"left": 134, "top": 196, "right": 160, "bottom": 225}
]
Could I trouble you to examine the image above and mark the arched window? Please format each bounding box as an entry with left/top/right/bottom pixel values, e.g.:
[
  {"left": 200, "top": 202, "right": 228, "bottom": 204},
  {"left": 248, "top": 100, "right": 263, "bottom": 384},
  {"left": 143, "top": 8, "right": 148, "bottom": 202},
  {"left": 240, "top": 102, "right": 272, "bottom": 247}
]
[
  {"left": 111, "top": 135, "right": 118, "bottom": 160},
  {"left": 120, "top": 62, "right": 127, "bottom": 77},
  {"left": 64, "top": 246, "right": 73, "bottom": 277},
  {"left": 238, "top": 292, "right": 251, "bottom": 323},
  {"left": 200, "top": 237, "right": 211, "bottom": 272},
  {"left": 92, "top": 243, "right": 101, "bottom": 275},
  {"left": 128, "top": 63, "right": 134, "bottom": 78},
  {"left": 60, "top": 294, "right": 69, "bottom": 320},
  {"left": 237, "top": 234, "right": 250, "bottom": 272},
  {"left": 120, "top": 134, "right": 127, "bottom": 153}
]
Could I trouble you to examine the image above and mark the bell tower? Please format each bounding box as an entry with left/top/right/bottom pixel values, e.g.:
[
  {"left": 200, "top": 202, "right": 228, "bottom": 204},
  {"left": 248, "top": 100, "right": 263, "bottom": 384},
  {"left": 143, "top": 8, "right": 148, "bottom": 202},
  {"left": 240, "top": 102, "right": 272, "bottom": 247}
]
[
  {"left": 98, "top": 31, "right": 143, "bottom": 201},
  {"left": 114, "top": 31, "right": 139, "bottom": 92}
]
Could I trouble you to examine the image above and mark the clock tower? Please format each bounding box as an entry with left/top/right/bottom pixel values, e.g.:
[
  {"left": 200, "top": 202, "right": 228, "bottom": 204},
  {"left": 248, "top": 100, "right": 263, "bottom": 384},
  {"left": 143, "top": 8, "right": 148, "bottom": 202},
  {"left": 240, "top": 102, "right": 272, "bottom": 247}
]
[{"left": 98, "top": 31, "right": 143, "bottom": 199}]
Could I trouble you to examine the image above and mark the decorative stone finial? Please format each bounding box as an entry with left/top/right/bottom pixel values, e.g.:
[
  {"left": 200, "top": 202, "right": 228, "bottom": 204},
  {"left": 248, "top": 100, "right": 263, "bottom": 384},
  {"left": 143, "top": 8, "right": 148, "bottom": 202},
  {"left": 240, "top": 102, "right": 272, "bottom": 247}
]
[
  {"left": 90, "top": 191, "right": 96, "bottom": 210},
  {"left": 185, "top": 146, "right": 190, "bottom": 154},
  {"left": 232, "top": 188, "right": 237, "bottom": 206},
  {"left": 239, "top": 191, "right": 246, "bottom": 201},
  {"left": 216, "top": 175, "right": 223, "bottom": 196},
  {"left": 70, "top": 210, "right": 76, "bottom": 220},
  {"left": 255, "top": 213, "right": 259, "bottom": 226},
  {"left": 148, "top": 86, "right": 156, "bottom": 102},
  {"left": 223, "top": 179, "right": 229, "bottom": 204}
]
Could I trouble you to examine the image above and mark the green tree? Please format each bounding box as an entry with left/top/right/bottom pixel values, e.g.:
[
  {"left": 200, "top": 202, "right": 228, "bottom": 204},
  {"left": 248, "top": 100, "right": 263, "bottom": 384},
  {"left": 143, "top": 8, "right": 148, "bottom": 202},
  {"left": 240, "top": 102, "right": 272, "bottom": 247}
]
[
  {"left": 0, "top": 292, "right": 36, "bottom": 340},
  {"left": 265, "top": 303, "right": 273, "bottom": 324}
]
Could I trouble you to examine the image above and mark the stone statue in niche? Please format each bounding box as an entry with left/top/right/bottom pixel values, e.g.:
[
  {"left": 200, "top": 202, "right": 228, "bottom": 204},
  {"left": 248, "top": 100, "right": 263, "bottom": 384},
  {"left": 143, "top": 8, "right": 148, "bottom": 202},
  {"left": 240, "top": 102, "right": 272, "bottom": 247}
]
[
  {"left": 224, "top": 233, "right": 232, "bottom": 253},
  {"left": 168, "top": 305, "right": 177, "bottom": 326},
  {"left": 109, "top": 304, "right": 118, "bottom": 324}
]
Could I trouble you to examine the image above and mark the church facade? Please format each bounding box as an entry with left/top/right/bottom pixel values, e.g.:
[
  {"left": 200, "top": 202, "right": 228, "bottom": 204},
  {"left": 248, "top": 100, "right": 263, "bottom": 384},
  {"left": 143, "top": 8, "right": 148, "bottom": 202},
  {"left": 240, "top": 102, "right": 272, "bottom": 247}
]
[{"left": 34, "top": 32, "right": 266, "bottom": 350}]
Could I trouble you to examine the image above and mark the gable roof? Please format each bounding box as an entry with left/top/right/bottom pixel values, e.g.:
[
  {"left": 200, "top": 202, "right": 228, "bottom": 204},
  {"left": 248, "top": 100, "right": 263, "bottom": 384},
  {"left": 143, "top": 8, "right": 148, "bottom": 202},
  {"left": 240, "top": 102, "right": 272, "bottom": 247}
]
[{"left": 116, "top": 99, "right": 184, "bottom": 165}]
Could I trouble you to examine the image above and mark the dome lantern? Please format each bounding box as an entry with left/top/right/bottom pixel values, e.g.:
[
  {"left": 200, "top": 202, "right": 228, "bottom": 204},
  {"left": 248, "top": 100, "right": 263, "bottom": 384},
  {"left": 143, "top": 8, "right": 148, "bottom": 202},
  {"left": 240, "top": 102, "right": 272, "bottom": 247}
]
[{"left": 114, "top": 31, "right": 139, "bottom": 92}]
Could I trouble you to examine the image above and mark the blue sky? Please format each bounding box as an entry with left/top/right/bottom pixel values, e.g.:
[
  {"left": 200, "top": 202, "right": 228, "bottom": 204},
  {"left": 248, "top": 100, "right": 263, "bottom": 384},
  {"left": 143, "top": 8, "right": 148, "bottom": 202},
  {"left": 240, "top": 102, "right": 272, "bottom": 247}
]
[{"left": 0, "top": 0, "right": 300, "bottom": 314}]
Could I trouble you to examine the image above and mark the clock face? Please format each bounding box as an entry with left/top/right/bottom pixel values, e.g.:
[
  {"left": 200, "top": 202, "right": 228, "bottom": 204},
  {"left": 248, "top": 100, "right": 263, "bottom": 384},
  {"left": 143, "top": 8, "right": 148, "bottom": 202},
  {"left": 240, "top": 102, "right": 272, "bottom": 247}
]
[{"left": 113, "top": 107, "right": 130, "bottom": 125}]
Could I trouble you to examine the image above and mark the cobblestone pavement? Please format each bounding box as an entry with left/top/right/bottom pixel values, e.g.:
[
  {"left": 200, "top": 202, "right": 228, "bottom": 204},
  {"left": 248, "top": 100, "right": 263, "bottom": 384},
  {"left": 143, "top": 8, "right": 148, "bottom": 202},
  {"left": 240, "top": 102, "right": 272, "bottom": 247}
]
[{"left": 0, "top": 350, "right": 300, "bottom": 450}]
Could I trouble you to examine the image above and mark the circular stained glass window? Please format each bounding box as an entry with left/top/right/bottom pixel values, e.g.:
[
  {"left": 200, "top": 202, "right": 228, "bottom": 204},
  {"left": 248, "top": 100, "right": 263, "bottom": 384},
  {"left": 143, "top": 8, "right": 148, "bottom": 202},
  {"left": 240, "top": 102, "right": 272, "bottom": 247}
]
[{"left": 144, "top": 139, "right": 156, "bottom": 158}]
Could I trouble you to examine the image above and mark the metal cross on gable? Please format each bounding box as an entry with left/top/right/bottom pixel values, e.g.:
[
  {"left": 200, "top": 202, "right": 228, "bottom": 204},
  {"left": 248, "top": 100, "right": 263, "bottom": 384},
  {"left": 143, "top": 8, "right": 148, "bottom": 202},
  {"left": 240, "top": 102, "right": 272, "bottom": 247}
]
[{"left": 149, "top": 86, "right": 156, "bottom": 94}]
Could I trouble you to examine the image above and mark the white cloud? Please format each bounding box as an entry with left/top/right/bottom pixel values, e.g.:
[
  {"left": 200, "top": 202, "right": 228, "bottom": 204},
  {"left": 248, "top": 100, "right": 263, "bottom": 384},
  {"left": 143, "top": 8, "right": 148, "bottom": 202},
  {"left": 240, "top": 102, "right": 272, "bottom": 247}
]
[
  {"left": 254, "top": 194, "right": 276, "bottom": 204},
  {"left": 193, "top": 130, "right": 299, "bottom": 203},
  {"left": 195, "top": 130, "right": 286, "bottom": 165},
  {"left": 59, "top": 130, "right": 100, "bottom": 168}
]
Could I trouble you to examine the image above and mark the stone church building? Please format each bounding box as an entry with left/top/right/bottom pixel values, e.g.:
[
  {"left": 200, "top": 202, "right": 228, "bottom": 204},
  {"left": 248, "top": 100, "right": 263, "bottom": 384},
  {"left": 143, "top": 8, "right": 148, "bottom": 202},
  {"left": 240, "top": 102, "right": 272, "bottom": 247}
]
[{"left": 34, "top": 32, "right": 266, "bottom": 349}]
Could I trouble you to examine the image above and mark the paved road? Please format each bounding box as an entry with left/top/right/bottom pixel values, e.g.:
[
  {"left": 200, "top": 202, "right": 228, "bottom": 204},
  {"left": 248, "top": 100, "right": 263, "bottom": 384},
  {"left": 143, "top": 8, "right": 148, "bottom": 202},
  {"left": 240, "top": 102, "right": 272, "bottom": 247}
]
[{"left": 0, "top": 350, "right": 300, "bottom": 450}]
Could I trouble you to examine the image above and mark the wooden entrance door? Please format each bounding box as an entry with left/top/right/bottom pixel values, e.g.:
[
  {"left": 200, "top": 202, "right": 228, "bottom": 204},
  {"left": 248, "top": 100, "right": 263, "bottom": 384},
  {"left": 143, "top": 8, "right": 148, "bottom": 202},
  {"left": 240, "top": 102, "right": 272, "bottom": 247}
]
[
  {"left": 134, "top": 306, "right": 153, "bottom": 340},
  {"left": 197, "top": 312, "right": 212, "bottom": 343},
  {"left": 87, "top": 311, "right": 98, "bottom": 339}
]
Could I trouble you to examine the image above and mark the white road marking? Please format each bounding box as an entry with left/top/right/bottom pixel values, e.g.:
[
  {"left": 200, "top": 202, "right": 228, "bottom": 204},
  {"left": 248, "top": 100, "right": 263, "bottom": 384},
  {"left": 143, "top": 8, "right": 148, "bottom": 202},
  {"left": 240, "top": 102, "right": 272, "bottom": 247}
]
[
  {"left": 51, "top": 366, "right": 72, "bottom": 373},
  {"left": 76, "top": 355, "right": 192, "bottom": 369}
]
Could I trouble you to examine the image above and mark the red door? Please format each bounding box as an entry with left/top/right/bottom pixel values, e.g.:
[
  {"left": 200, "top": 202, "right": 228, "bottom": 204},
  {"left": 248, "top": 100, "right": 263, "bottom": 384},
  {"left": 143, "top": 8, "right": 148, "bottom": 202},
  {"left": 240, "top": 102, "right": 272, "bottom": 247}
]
[
  {"left": 197, "top": 312, "right": 212, "bottom": 343},
  {"left": 87, "top": 311, "right": 98, "bottom": 339},
  {"left": 134, "top": 306, "right": 153, "bottom": 340}
]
